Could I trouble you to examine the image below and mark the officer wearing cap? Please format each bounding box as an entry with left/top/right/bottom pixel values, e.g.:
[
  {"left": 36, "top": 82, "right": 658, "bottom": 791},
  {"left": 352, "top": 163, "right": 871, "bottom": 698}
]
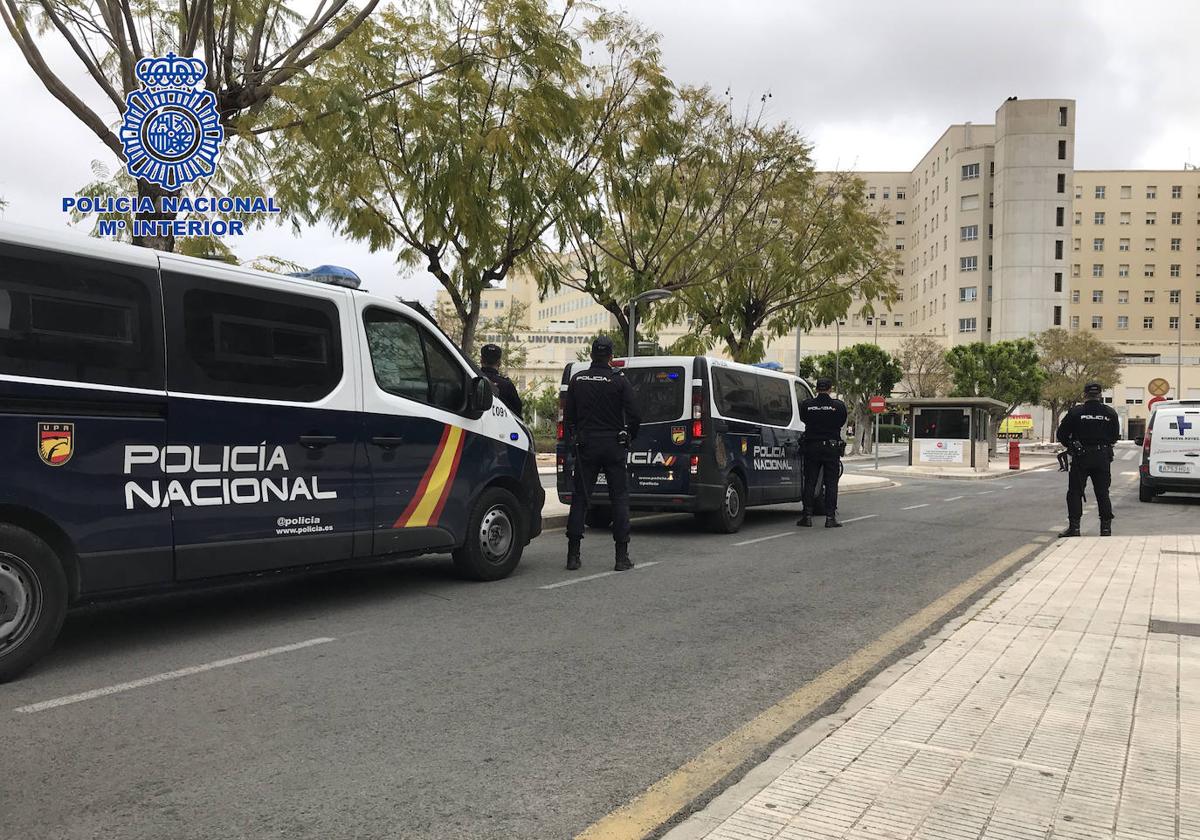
[
  {"left": 796, "top": 378, "right": 849, "bottom": 529},
  {"left": 1056, "top": 381, "right": 1120, "bottom": 537},
  {"left": 480, "top": 343, "right": 523, "bottom": 419},
  {"left": 563, "top": 336, "right": 641, "bottom": 571}
]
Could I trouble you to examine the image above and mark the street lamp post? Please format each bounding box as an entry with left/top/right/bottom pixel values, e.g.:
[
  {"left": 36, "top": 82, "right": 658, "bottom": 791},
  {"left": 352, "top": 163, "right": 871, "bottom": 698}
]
[{"left": 627, "top": 289, "right": 672, "bottom": 358}]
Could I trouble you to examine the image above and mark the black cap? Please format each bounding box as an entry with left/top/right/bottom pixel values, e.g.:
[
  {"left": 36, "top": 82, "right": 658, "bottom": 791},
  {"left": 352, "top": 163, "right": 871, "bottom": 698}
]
[
  {"left": 480, "top": 343, "right": 501, "bottom": 364},
  {"left": 816, "top": 377, "right": 833, "bottom": 391},
  {"left": 1084, "top": 381, "right": 1102, "bottom": 397},
  {"left": 591, "top": 335, "right": 615, "bottom": 357}
]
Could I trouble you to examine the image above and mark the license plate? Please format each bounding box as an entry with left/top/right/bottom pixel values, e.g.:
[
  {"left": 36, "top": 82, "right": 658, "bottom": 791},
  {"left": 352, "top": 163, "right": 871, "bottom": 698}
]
[{"left": 1160, "top": 464, "right": 1190, "bottom": 474}]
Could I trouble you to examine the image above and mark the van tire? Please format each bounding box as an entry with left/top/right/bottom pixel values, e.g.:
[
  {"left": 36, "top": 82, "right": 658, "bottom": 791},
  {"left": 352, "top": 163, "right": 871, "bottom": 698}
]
[
  {"left": 709, "top": 474, "right": 747, "bottom": 534},
  {"left": 585, "top": 508, "right": 612, "bottom": 529},
  {"left": 0, "top": 525, "right": 68, "bottom": 683},
  {"left": 453, "top": 487, "right": 526, "bottom": 581},
  {"left": 1138, "top": 480, "right": 1154, "bottom": 503}
]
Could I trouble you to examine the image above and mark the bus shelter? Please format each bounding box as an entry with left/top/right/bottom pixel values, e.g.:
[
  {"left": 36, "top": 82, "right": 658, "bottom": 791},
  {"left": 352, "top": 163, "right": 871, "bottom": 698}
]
[{"left": 891, "top": 397, "right": 1007, "bottom": 472}]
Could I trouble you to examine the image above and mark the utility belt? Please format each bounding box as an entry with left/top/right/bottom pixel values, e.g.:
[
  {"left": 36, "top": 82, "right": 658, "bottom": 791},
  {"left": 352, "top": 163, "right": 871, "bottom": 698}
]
[
  {"left": 574, "top": 429, "right": 629, "bottom": 446},
  {"left": 804, "top": 438, "right": 846, "bottom": 455}
]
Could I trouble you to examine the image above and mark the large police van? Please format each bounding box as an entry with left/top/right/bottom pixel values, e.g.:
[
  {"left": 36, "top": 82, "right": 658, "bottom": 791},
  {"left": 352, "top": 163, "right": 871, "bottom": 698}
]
[
  {"left": 1139, "top": 399, "right": 1200, "bottom": 502},
  {"left": 0, "top": 223, "right": 543, "bottom": 680},
  {"left": 556, "top": 356, "right": 818, "bottom": 533}
]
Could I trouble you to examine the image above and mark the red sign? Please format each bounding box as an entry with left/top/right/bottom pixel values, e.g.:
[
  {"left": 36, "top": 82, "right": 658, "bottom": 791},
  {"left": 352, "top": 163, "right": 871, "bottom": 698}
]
[
  {"left": 868, "top": 396, "right": 887, "bottom": 414},
  {"left": 1147, "top": 395, "right": 1166, "bottom": 412}
]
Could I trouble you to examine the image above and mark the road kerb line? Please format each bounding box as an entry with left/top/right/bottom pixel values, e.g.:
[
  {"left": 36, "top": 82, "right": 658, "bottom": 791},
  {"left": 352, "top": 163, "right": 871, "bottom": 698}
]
[
  {"left": 901, "top": 504, "right": 930, "bottom": 511},
  {"left": 733, "top": 533, "right": 790, "bottom": 547},
  {"left": 574, "top": 540, "right": 1046, "bottom": 840},
  {"left": 15, "top": 637, "right": 336, "bottom": 714},
  {"left": 839, "top": 514, "right": 878, "bottom": 524},
  {"left": 539, "top": 561, "right": 661, "bottom": 590}
]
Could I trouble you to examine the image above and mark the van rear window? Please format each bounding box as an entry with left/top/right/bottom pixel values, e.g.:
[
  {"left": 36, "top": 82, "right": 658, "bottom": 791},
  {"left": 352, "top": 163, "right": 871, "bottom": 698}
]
[{"left": 623, "top": 366, "right": 685, "bottom": 423}]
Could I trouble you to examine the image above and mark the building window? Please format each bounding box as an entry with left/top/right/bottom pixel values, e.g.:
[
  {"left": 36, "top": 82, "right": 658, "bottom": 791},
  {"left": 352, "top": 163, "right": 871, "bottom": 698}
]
[
  {"left": 1092, "top": 289, "right": 1104, "bottom": 302},
  {"left": 1073, "top": 238, "right": 1081, "bottom": 251},
  {"left": 868, "top": 186, "right": 876, "bottom": 199},
  {"left": 896, "top": 188, "right": 906, "bottom": 199},
  {"left": 1119, "top": 238, "right": 1130, "bottom": 251},
  {"left": 1070, "top": 315, "right": 1080, "bottom": 330},
  {"left": 895, "top": 239, "right": 905, "bottom": 251},
  {"left": 1057, "top": 173, "right": 1066, "bottom": 193},
  {"left": 1053, "top": 306, "right": 1062, "bottom": 326},
  {"left": 1144, "top": 316, "right": 1155, "bottom": 329},
  {"left": 1118, "top": 290, "right": 1129, "bottom": 303},
  {"left": 960, "top": 286, "right": 978, "bottom": 302},
  {"left": 1095, "top": 185, "right": 1106, "bottom": 199},
  {"left": 962, "top": 163, "right": 980, "bottom": 180},
  {"left": 1170, "top": 289, "right": 1181, "bottom": 303},
  {"left": 1059, "top": 106, "right": 1068, "bottom": 126},
  {"left": 960, "top": 194, "right": 979, "bottom": 211},
  {"left": 1075, "top": 185, "right": 1083, "bottom": 199},
  {"left": 1120, "top": 212, "right": 1131, "bottom": 225},
  {"left": 1172, "top": 185, "right": 1183, "bottom": 199},
  {"left": 988, "top": 254, "right": 993, "bottom": 271},
  {"left": 989, "top": 193, "right": 994, "bottom": 208},
  {"left": 1072, "top": 264, "right": 1081, "bottom": 278},
  {"left": 1171, "top": 238, "right": 1182, "bottom": 251},
  {"left": 1093, "top": 238, "right": 1104, "bottom": 251},
  {"left": 1056, "top": 207, "right": 1065, "bottom": 227},
  {"left": 961, "top": 225, "right": 978, "bottom": 241},
  {"left": 1055, "top": 240, "right": 1064, "bottom": 259},
  {"left": 1146, "top": 186, "right": 1157, "bottom": 199},
  {"left": 960, "top": 256, "right": 978, "bottom": 272},
  {"left": 895, "top": 212, "right": 906, "bottom": 225},
  {"left": 1171, "top": 212, "right": 1182, "bottom": 225},
  {"left": 1171, "top": 264, "right": 1181, "bottom": 278},
  {"left": 883, "top": 189, "right": 890, "bottom": 199},
  {"left": 1145, "top": 290, "right": 1156, "bottom": 303},
  {"left": 1120, "top": 185, "right": 1132, "bottom": 199},
  {"left": 1071, "top": 290, "right": 1081, "bottom": 303},
  {"left": 1119, "top": 264, "right": 1130, "bottom": 278},
  {"left": 958, "top": 317, "right": 977, "bottom": 333},
  {"left": 1118, "top": 315, "right": 1129, "bottom": 329},
  {"left": 1058, "top": 140, "right": 1067, "bottom": 160},
  {"left": 1094, "top": 212, "right": 1105, "bottom": 225},
  {"left": 1146, "top": 212, "right": 1157, "bottom": 225},
  {"left": 1092, "top": 265, "right": 1104, "bottom": 278},
  {"left": 1074, "top": 212, "right": 1082, "bottom": 225},
  {"left": 1053, "top": 272, "right": 1063, "bottom": 292},
  {"left": 1144, "top": 265, "right": 1155, "bottom": 277},
  {"left": 1145, "top": 239, "right": 1156, "bottom": 251},
  {"left": 1125, "top": 387, "right": 1143, "bottom": 405},
  {"left": 988, "top": 224, "right": 993, "bottom": 240},
  {"left": 1091, "top": 316, "right": 1103, "bottom": 329}
]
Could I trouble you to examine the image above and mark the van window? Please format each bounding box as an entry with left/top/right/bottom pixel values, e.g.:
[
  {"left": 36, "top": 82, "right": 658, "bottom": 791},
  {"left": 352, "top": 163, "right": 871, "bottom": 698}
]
[
  {"left": 167, "top": 278, "right": 342, "bottom": 402},
  {"left": 623, "top": 366, "right": 685, "bottom": 423},
  {"left": 364, "top": 308, "right": 466, "bottom": 413},
  {"left": 794, "top": 380, "right": 813, "bottom": 406},
  {"left": 759, "top": 376, "right": 794, "bottom": 425},
  {"left": 0, "top": 248, "right": 162, "bottom": 389},
  {"left": 713, "top": 367, "right": 762, "bottom": 423}
]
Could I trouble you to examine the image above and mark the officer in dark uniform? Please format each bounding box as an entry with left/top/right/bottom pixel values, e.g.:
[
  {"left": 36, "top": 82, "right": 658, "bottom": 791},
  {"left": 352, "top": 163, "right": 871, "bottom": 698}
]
[
  {"left": 796, "top": 378, "right": 849, "bottom": 529},
  {"left": 1057, "top": 381, "right": 1120, "bottom": 537},
  {"left": 480, "top": 343, "right": 523, "bottom": 419},
  {"left": 563, "top": 336, "right": 641, "bottom": 571}
]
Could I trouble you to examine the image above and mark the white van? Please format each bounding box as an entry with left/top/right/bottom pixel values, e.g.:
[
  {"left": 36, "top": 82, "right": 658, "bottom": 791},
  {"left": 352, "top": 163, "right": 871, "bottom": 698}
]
[{"left": 1139, "top": 399, "right": 1200, "bottom": 502}]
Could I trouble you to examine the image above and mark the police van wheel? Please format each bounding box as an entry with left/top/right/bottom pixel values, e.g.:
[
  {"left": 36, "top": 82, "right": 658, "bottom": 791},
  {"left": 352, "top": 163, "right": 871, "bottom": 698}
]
[
  {"left": 1138, "top": 480, "right": 1154, "bottom": 503},
  {"left": 453, "top": 488, "right": 525, "bottom": 581},
  {"left": 709, "top": 475, "right": 747, "bottom": 534},
  {"left": 585, "top": 508, "right": 612, "bottom": 529},
  {"left": 0, "top": 525, "right": 68, "bottom": 683}
]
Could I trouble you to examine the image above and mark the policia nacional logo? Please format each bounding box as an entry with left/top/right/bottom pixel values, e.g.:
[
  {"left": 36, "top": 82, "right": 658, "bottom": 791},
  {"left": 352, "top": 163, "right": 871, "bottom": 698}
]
[
  {"left": 38, "top": 423, "right": 74, "bottom": 466},
  {"left": 119, "top": 53, "right": 224, "bottom": 190}
]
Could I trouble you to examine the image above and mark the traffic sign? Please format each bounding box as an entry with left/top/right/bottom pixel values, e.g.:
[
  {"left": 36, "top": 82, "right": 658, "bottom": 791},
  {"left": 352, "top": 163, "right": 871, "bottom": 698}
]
[
  {"left": 1148, "top": 395, "right": 1166, "bottom": 412},
  {"left": 868, "top": 396, "right": 887, "bottom": 414},
  {"left": 1148, "top": 378, "right": 1170, "bottom": 397}
]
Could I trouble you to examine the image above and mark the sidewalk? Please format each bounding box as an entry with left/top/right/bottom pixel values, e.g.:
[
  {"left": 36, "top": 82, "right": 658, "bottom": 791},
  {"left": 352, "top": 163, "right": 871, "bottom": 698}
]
[
  {"left": 873, "top": 456, "right": 1057, "bottom": 481},
  {"left": 667, "top": 535, "right": 1200, "bottom": 840}
]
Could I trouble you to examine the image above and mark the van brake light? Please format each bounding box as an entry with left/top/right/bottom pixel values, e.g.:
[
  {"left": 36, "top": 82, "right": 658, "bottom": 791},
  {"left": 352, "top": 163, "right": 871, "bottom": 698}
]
[{"left": 691, "top": 384, "right": 704, "bottom": 439}]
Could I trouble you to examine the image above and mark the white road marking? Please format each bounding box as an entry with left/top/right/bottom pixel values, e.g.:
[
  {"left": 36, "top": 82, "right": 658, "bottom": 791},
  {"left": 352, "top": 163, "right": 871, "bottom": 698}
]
[
  {"left": 734, "top": 532, "right": 791, "bottom": 547},
  {"left": 1001, "top": 485, "right": 1014, "bottom": 490},
  {"left": 976, "top": 490, "right": 995, "bottom": 495},
  {"left": 944, "top": 495, "right": 965, "bottom": 502},
  {"left": 839, "top": 514, "right": 879, "bottom": 524},
  {"left": 15, "top": 637, "right": 335, "bottom": 714},
  {"left": 539, "top": 561, "right": 661, "bottom": 590},
  {"left": 901, "top": 503, "right": 930, "bottom": 510}
]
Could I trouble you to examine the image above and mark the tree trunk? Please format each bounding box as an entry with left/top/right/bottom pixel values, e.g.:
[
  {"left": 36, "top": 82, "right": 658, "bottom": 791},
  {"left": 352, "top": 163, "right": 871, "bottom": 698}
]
[{"left": 131, "top": 181, "right": 178, "bottom": 251}]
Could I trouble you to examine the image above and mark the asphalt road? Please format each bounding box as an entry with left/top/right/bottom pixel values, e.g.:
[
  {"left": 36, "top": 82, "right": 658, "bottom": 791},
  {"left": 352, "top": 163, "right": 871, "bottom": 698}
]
[{"left": 3, "top": 445, "right": 1197, "bottom": 840}]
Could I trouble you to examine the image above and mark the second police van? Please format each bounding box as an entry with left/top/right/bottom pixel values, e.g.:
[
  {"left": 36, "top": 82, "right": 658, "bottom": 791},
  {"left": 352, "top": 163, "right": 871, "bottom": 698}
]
[
  {"left": 0, "top": 223, "right": 544, "bottom": 681},
  {"left": 556, "top": 356, "right": 820, "bottom": 533},
  {"left": 1140, "top": 399, "right": 1200, "bottom": 502}
]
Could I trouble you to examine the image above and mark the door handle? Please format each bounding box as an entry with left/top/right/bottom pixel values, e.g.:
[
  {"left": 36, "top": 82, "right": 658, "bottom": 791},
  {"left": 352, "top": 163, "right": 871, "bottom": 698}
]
[
  {"left": 371, "top": 435, "right": 405, "bottom": 449},
  {"left": 299, "top": 434, "right": 337, "bottom": 449}
]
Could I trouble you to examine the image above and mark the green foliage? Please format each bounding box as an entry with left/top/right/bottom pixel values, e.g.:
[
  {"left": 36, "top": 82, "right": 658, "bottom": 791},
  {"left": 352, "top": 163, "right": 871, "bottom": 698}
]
[
  {"left": 797, "top": 343, "right": 902, "bottom": 454},
  {"left": 575, "top": 329, "right": 629, "bottom": 361},
  {"left": 1037, "top": 328, "right": 1120, "bottom": 429},
  {"left": 895, "top": 334, "right": 952, "bottom": 397},
  {"left": 475, "top": 300, "right": 531, "bottom": 371},
  {"left": 876, "top": 424, "right": 905, "bottom": 444},
  {"left": 946, "top": 339, "right": 1046, "bottom": 417}
]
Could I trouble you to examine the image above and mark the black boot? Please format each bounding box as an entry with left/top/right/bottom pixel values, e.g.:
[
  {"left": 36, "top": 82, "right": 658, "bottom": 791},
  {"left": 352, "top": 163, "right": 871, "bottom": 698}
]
[
  {"left": 796, "top": 513, "right": 813, "bottom": 527},
  {"left": 1100, "top": 520, "right": 1112, "bottom": 537},
  {"left": 566, "top": 539, "right": 581, "bottom": 570},
  {"left": 614, "top": 542, "right": 634, "bottom": 571},
  {"left": 825, "top": 515, "right": 842, "bottom": 528},
  {"left": 1058, "top": 521, "right": 1081, "bottom": 538}
]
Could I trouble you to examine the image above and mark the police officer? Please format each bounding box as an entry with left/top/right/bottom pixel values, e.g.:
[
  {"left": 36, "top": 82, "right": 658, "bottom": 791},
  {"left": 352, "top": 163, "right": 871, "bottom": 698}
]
[
  {"left": 1057, "top": 381, "right": 1120, "bottom": 537},
  {"left": 563, "top": 336, "right": 641, "bottom": 571},
  {"left": 796, "top": 378, "right": 849, "bottom": 529},
  {"left": 480, "top": 343, "right": 523, "bottom": 419}
]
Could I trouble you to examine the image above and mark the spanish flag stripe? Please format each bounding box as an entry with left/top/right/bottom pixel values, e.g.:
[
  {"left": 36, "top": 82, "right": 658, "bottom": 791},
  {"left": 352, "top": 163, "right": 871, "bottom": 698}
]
[
  {"left": 427, "top": 429, "right": 467, "bottom": 526},
  {"left": 406, "top": 426, "right": 465, "bottom": 528},
  {"left": 395, "top": 425, "right": 452, "bottom": 528}
]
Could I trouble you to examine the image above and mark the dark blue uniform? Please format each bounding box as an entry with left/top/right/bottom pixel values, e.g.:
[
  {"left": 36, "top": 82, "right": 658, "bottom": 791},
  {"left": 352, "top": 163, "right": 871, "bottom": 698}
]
[
  {"left": 1057, "top": 398, "right": 1120, "bottom": 526},
  {"left": 481, "top": 366, "right": 523, "bottom": 419},
  {"left": 564, "top": 363, "right": 640, "bottom": 546},
  {"left": 799, "top": 393, "right": 848, "bottom": 516}
]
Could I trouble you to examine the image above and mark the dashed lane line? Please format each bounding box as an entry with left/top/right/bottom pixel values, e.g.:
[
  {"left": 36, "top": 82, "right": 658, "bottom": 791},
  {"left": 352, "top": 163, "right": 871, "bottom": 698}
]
[
  {"left": 733, "top": 532, "right": 791, "bottom": 547},
  {"left": 539, "top": 561, "right": 661, "bottom": 590},
  {"left": 976, "top": 490, "right": 995, "bottom": 495},
  {"left": 839, "top": 514, "right": 879, "bottom": 524},
  {"left": 944, "top": 495, "right": 965, "bottom": 502},
  {"left": 901, "top": 504, "right": 930, "bottom": 510},
  {"left": 15, "top": 637, "right": 336, "bottom": 714}
]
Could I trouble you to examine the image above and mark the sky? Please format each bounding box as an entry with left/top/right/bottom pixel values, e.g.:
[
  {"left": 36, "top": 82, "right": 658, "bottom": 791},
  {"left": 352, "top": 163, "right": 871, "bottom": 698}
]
[{"left": 1, "top": 0, "right": 1197, "bottom": 305}]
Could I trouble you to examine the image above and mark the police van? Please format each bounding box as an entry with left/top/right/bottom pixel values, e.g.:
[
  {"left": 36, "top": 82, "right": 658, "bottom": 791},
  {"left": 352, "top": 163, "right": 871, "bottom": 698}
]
[
  {"left": 556, "top": 356, "right": 818, "bottom": 533},
  {"left": 0, "top": 223, "right": 544, "bottom": 680},
  {"left": 1139, "top": 399, "right": 1200, "bottom": 502}
]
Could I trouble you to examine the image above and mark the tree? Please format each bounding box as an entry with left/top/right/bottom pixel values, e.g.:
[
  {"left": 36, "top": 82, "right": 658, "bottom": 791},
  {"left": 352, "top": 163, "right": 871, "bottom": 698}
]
[
  {"left": 575, "top": 329, "right": 627, "bottom": 361},
  {"left": 946, "top": 339, "right": 1045, "bottom": 451},
  {"left": 532, "top": 86, "right": 794, "bottom": 348},
  {"left": 797, "top": 343, "right": 902, "bottom": 455},
  {"left": 2, "top": 0, "right": 382, "bottom": 250},
  {"left": 474, "top": 301, "right": 530, "bottom": 371},
  {"left": 896, "top": 335, "right": 952, "bottom": 397},
  {"left": 1036, "top": 328, "right": 1120, "bottom": 432},
  {"left": 276, "top": 2, "right": 665, "bottom": 355},
  {"left": 659, "top": 168, "right": 897, "bottom": 362}
]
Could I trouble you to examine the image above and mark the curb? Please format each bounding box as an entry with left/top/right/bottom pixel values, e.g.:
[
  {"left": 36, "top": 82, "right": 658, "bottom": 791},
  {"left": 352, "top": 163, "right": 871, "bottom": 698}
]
[{"left": 870, "top": 463, "right": 1055, "bottom": 481}]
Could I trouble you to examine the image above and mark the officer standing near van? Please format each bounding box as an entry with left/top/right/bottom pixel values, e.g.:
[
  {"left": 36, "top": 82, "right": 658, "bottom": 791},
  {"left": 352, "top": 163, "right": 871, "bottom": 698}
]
[
  {"left": 1057, "top": 381, "right": 1120, "bottom": 537},
  {"left": 796, "top": 378, "right": 848, "bottom": 529},
  {"left": 563, "top": 336, "right": 641, "bottom": 571},
  {"left": 480, "top": 343, "right": 523, "bottom": 419}
]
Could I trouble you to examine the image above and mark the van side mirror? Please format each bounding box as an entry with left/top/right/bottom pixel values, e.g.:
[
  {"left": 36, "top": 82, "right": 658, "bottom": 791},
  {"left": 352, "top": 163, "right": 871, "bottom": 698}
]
[{"left": 467, "top": 376, "right": 494, "bottom": 418}]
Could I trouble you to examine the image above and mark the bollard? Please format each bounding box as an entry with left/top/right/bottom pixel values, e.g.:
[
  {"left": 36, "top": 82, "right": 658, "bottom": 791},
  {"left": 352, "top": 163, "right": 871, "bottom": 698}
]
[{"left": 1008, "top": 438, "right": 1020, "bottom": 470}]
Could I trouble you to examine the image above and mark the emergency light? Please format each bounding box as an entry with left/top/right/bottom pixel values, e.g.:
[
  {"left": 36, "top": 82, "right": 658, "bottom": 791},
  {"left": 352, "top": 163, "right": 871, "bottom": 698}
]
[{"left": 288, "top": 264, "right": 362, "bottom": 289}]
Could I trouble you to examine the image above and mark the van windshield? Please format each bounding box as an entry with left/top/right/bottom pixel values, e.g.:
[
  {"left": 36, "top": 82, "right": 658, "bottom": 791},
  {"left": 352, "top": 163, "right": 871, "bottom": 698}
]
[{"left": 623, "top": 366, "right": 686, "bottom": 423}]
